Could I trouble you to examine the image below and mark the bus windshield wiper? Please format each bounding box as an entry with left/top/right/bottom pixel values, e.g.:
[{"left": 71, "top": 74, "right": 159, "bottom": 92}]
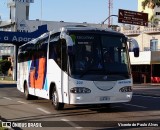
[
  {"left": 79, "top": 69, "right": 93, "bottom": 78},
  {"left": 79, "top": 68, "right": 104, "bottom": 78}
]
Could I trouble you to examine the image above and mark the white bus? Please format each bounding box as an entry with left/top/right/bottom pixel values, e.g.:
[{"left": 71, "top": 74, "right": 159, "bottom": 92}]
[{"left": 17, "top": 26, "right": 139, "bottom": 110}]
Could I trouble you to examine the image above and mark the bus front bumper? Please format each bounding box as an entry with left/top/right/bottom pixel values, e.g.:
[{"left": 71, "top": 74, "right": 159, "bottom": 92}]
[{"left": 69, "top": 92, "right": 132, "bottom": 105}]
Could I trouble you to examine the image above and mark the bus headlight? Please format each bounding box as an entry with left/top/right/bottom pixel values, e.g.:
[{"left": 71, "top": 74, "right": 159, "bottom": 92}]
[
  {"left": 70, "top": 87, "right": 91, "bottom": 94},
  {"left": 119, "top": 86, "right": 132, "bottom": 92}
]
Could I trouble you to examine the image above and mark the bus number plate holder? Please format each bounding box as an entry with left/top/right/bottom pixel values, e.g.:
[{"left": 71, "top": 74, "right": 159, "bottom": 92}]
[{"left": 100, "top": 96, "right": 110, "bottom": 101}]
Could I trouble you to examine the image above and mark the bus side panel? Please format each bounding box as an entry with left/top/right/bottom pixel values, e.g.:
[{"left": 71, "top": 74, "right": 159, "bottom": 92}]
[
  {"left": 17, "top": 60, "right": 35, "bottom": 96},
  {"left": 28, "top": 58, "right": 48, "bottom": 99},
  {"left": 17, "top": 63, "right": 22, "bottom": 92},
  {"left": 17, "top": 62, "right": 30, "bottom": 93},
  {"left": 47, "top": 60, "right": 64, "bottom": 102},
  {"left": 61, "top": 71, "right": 69, "bottom": 104},
  {"left": 18, "top": 58, "right": 55, "bottom": 100},
  {"left": 34, "top": 58, "right": 46, "bottom": 89},
  {"left": 27, "top": 61, "right": 36, "bottom": 95}
]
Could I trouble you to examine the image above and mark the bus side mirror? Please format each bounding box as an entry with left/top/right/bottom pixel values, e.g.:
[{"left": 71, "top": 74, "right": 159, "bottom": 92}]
[
  {"left": 133, "top": 47, "right": 139, "bottom": 57},
  {"left": 128, "top": 38, "right": 139, "bottom": 57},
  {"left": 60, "top": 32, "right": 74, "bottom": 46}
]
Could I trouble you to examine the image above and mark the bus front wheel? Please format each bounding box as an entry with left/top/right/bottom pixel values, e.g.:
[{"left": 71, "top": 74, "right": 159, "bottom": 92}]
[
  {"left": 24, "top": 83, "right": 32, "bottom": 100},
  {"left": 51, "top": 88, "right": 64, "bottom": 110}
]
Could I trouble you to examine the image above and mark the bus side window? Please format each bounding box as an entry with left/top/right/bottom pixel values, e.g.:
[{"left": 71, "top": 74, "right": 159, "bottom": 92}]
[
  {"left": 61, "top": 39, "right": 68, "bottom": 72},
  {"left": 49, "top": 37, "right": 61, "bottom": 68},
  {"left": 49, "top": 44, "right": 58, "bottom": 60}
]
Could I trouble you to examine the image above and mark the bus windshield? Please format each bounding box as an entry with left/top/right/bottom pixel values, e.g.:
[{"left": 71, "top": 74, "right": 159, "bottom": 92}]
[{"left": 68, "top": 33, "right": 130, "bottom": 80}]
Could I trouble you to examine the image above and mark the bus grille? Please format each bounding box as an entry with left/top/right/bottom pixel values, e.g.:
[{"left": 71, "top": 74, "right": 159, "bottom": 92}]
[{"left": 93, "top": 81, "right": 116, "bottom": 91}]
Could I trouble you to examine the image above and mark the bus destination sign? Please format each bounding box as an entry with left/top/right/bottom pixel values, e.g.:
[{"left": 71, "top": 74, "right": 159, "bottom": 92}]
[{"left": 118, "top": 9, "right": 148, "bottom": 26}]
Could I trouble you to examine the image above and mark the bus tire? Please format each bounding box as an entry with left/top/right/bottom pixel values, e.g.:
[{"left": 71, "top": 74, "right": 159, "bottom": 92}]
[
  {"left": 24, "top": 82, "right": 37, "bottom": 100},
  {"left": 51, "top": 88, "right": 64, "bottom": 110}
]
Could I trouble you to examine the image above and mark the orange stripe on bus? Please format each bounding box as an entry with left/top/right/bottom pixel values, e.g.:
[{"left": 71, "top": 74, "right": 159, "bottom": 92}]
[
  {"left": 35, "top": 58, "right": 46, "bottom": 89},
  {"left": 30, "top": 70, "right": 35, "bottom": 88}
]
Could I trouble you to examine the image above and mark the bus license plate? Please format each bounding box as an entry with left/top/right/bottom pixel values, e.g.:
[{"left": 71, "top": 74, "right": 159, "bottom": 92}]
[{"left": 100, "top": 96, "right": 110, "bottom": 101}]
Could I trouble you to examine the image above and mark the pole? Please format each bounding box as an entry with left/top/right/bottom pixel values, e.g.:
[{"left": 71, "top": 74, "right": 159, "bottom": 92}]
[
  {"left": 13, "top": 45, "right": 18, "bottom": 80},
  {"left": 151, "top": 64, "right": 152, "bottom": 83},
  {"left": 101, "top": 15, "right": 118, "bottom": 27},
  {"left": 108, "top": 0, "right": 111, "bottom": 26},
  {"left": 13, "top": 17, "right": 17, "bottom": 81},
  {"left": 41, "top": 0, "right": 42, "bottom": 24}
]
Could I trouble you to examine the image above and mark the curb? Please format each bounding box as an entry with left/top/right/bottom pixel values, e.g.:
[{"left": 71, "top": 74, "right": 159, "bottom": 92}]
[
  {"left": 0, "top": 80, "right": 16, "bottom": 84},
  {"left": 133, "top": 84, "right": 160, "bottom": 86},
  {"left": 134, "top": 93, "right": 160, "bottom": 97}
]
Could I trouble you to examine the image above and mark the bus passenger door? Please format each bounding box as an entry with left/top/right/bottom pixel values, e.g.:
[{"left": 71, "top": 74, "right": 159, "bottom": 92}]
[{"left": 61, "top": 40, "right": 69, "bottom": 103}]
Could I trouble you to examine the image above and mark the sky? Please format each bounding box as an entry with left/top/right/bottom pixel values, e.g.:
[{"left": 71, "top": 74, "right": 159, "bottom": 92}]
[{"left": 0, "top": 0, "right": 138, "bottom": 24}]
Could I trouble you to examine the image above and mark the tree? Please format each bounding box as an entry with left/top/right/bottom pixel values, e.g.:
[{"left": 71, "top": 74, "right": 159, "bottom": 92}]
[
  {"left": 150, "top": 15, "right": 160, "bottom": 26},
  {"left": 0, "top": 60, "right": 11, "bottom": 75},
  {"left": 142, "top": 0, "right": 160, "bottom": 9},
  {"left": 142, "top": 0, "right": 160, "bottom": 25},
  {"left": 142, "top": 0, "right": 155, "bottom": 9}
]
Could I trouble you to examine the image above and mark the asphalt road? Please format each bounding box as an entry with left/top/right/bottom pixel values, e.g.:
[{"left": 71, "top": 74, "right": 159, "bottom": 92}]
[
  {"left": 133, "top": 84, "right": 160, "bottom": 97},
  {"left": 0, "top": 84, "right": 160, "bottom": 130}
]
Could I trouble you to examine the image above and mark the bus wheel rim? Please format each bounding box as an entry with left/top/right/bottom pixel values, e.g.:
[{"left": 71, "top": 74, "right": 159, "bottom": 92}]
[
  {"left": 25, "top": 85, "right": 28, "bottom": 97},
  {"left": 52, "top": 91, "right": 57, "bottom": 106}
]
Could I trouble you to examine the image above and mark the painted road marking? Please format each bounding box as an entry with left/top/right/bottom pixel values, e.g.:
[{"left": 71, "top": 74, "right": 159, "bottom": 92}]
[
  {"left": 17, "top": 101, "right": 27, "bottom": 104},
  {"left": 3, "top": 97, "right": 12, "bottom": 100},
  {"left": 61, "top": 119, "right": 83, "bottom": 129},
  {"left": 122, "top": 103, "right": 147, "bottom": 109},
  {"left": 37, "top": 108, "right": 51, "bottom": 114}
]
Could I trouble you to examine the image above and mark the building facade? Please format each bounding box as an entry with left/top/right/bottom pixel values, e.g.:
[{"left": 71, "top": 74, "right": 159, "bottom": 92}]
[
  {"left": 120, "top": 0, "right": 160, "bottom": 83},
  {"left": 3, "top": 0, "right": 160, "bottom": 83},
  {"left": 0, "top": 0, "right": 108, "bottom": 79}
]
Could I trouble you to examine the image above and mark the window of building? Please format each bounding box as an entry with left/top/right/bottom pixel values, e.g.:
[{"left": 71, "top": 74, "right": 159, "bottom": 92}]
[
  {"left": 156, "top": 12, "right": 160, "bottom": 15},
  {"left": 26, "top": 6, "right": 29, "bottom": 20},
  {"left": 150, "top": 39, "right": 158, "bottom": 51}
]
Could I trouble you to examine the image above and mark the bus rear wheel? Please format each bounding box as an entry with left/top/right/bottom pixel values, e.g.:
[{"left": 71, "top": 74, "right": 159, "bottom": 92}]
[
  {"left": 24, "top": 83, "right": 38, "bottom": 100},
  {"left": 24, "top": 83, "right": 32, "bottom": 100},
  {"left": 51, "top": 88, "right": 64, "bottom": 110}
]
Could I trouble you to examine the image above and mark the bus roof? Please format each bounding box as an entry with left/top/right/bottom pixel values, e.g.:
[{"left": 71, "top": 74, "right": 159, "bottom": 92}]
[
  {"left": 52, "top": 26, "right": 124, "bottom": 36},
  {"left": 19, "top": 26, "right": 125, "bottom": 49}
]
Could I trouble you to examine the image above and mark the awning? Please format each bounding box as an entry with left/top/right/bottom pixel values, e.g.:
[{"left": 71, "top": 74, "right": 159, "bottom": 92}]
[{"left": 130, "top": 51, "right": 151, "bottom": 65}]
